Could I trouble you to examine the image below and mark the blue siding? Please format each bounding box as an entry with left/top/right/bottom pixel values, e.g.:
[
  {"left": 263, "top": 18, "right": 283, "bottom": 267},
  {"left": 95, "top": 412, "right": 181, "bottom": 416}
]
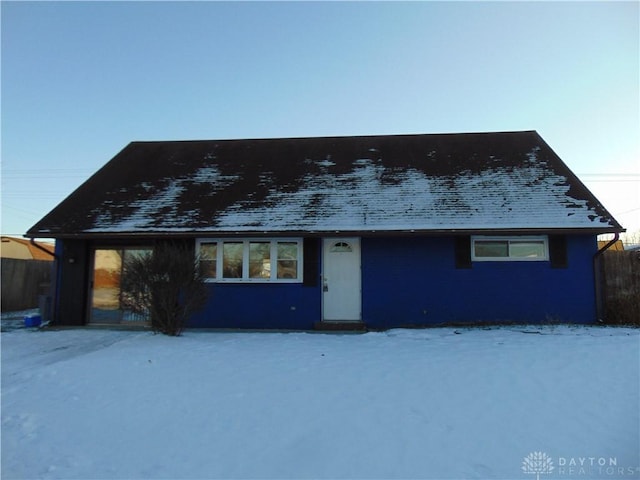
[
  {"left": 188, "top": 234, "right": 597, "bottom": 329},
  {"left": 188, "top": 282, "right": 320, "bottom": 329},
  {"left": 362, "top": 235, "right": 597, "bottom": 328}
]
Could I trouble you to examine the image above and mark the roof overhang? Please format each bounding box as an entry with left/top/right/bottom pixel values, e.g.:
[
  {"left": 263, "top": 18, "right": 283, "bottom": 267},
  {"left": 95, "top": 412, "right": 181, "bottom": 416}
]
[{"left": 26, "top": 226, "right": 625, "bottom": 241}]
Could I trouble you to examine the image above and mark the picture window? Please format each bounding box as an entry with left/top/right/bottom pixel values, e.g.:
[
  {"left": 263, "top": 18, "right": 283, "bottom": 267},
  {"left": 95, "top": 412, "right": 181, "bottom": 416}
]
[{"left": 197, "top": 238, "right": 303, "bottom": 282}]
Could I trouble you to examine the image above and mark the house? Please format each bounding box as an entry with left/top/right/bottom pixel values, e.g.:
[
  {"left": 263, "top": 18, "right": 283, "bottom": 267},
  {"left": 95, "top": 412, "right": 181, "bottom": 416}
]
[
  {"left": 1, "top": 236, "right": 55, "bottom": 260},
  {"left": 597, "top": 239, "right": 625, "bottom": 251},
  {"left": 1, "top": 236, "right": 55, "bottom": 313},
  {"left": 26, "top": 131, "right": 624, "bottom": 329}
]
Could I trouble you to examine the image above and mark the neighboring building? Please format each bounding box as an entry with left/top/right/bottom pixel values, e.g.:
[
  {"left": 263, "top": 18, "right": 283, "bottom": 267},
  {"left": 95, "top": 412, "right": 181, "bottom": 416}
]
[
  {"left": 597, "top": 239, "right": 624, "bottom": 251},
  {"left": 1, "top": 236, "right": 55, "bottom": 260},
  {"left": 1, "top": 236, "right": 55, "bottom": 313},
  {"left": 26, "top": 131, "right": 624, "bottom": 329}
]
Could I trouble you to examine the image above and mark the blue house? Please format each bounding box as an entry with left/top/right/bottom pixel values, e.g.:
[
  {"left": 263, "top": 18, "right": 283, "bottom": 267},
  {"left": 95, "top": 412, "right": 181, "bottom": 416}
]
[{"left": 26, "top": 131, "right": 623, "bottom": 329}]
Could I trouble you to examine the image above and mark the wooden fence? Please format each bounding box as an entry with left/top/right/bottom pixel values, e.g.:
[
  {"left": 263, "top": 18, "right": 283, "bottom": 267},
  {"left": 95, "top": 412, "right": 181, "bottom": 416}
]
[
  {"left": 601, "top": 250, "right": 640, "bottom": 325},
  {"left": 1, "top": 258, "right": 53, "bottom": 312}
]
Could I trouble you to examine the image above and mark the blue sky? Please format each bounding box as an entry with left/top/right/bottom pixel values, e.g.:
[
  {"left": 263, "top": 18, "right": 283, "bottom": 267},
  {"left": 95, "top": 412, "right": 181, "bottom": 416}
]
[{"left": 2, "top": 1, "right": 638, "bottom": 237}]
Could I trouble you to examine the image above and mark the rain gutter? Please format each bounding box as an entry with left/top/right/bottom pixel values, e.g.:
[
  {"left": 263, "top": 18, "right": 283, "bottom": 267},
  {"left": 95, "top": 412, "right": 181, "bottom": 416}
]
[{"left": 29, "top": 238, "right": 59, "bottom": 260}]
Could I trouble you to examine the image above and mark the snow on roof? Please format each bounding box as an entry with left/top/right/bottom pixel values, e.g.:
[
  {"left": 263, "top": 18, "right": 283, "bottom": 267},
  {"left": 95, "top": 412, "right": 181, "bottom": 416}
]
[{"left": 27, "top": 131, "right": 623, "bottom": 237}]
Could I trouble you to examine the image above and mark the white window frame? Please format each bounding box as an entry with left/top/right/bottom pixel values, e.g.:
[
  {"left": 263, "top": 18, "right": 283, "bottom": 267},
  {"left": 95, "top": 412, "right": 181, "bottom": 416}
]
[
  {"left": 471, "top": 235, "right": 549, "bottom": 262},
  {"left": 196, "top": 238, "right": 303, "bottom": 283}
]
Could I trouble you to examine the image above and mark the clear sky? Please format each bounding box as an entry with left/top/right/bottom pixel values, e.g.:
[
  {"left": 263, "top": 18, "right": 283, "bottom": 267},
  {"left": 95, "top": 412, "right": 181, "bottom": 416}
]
[{"left": 2, "top": 1, "right": 638, "bottom": 238}]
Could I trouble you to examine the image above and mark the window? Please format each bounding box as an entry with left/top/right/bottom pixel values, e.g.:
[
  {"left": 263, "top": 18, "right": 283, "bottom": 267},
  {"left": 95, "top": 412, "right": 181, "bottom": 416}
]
[
  {"left": 277, "top": 242, "right": 299, "bottom": 279},
  {"left": 196, "top": 239, "right": 303, "bottom": 282},
  {"left": 249, "top": 242, "right": 271, "bottom": 279},
  {"left": 91, "top": 247, "right": 152, "bottom": 324},
  {"left": 199, "top": 243, "right": 217, "bottom": 278},
  {"left": 471, "top": 236, "right": 548, "bottom": 261},
  {"left": 330, "top": 241, "right": 353, "bottom": 252},
  {"left": 223, "top": 242, "right": 243, "bottom": 278}
]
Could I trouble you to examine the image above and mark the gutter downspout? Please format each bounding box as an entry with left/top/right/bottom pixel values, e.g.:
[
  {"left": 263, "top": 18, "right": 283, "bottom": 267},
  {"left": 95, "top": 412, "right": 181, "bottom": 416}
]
[
  {"left": 593, "top": 233, "right": 620, "bottom": 323},
  {"left": 29, "top": 238, "right": 59, "bottom": 260}
]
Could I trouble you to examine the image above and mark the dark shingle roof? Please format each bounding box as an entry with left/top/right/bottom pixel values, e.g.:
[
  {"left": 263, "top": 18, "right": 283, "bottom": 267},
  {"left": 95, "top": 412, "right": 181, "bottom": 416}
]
[{"left": 27, "top": 131, "right": 623, "bottom": 238}]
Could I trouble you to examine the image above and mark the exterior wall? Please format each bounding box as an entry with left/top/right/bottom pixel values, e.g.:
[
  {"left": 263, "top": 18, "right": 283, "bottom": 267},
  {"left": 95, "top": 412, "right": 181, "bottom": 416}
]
[
  {"left": 362, "top": 235, "right": 597, "bottom": 328},
  {"left": 54, "top": 239, "right": 89, "bottom": 326},
  {"left": 52, "top": 234, "right": 598, "bottom": 329},
  {"left": 189, "top": 283, "right": 320, "bottom": 329},
  {"left": 189, "top": 234, "right": 597, "bottom": 329},
  {"left": 189, "top": 242, "right": 321, "bottom": 329}
]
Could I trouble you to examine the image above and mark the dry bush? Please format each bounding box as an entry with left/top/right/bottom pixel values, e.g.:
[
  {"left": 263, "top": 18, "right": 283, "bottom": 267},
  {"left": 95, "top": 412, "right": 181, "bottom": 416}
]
[{"left": 121, "top": 241, "right": 208, "bottom": 336}]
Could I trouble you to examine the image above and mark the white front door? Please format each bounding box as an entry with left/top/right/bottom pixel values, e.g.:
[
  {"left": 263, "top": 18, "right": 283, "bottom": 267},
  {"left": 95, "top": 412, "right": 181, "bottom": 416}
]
[{"left": 322, "top": 238, "right": 361, "bottom": 322}]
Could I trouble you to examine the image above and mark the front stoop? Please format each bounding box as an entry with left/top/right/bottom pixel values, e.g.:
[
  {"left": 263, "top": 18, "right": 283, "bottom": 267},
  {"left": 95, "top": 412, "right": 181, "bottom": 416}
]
[{"left": 314, "top": 321, "right": 367, "bottom": 332}]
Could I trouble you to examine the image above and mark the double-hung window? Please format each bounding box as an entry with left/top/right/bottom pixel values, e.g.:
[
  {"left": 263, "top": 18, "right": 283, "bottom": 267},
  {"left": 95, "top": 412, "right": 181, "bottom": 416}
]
[
  {"left": 196, "top": 238, "right": 303, "bottom": 282},
  {"left": 471, "top": 236, "right": 549, "bottom": 261}
]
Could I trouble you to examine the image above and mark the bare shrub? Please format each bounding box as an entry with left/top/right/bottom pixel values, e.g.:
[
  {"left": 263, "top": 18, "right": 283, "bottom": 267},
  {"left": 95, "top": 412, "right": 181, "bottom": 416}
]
[{"left": 122, "top": 241, "right": 208, "bottom": 335}]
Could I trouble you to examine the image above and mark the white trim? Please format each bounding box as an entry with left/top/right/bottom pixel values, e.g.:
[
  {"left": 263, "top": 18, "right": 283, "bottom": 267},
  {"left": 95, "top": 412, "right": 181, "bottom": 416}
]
[
  {"left": 196, "top": 238, "right": 303, "bottom": 283},
  {"left": 322, "top": 237, "right": 362, "bottom": 322},
  {"left": 471, "top": 235, "right": 549, "bottom": 262}
]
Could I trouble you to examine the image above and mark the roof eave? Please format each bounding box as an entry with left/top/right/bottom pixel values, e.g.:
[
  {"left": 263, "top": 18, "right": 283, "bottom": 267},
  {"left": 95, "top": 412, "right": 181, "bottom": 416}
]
[{"left": 25, "top": 225, "right": 625, "bottom": 240}]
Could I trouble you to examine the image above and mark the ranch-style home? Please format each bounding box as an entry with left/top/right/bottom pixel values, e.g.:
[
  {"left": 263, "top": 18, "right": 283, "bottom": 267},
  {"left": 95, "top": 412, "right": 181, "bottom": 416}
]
[{"left": 26, "top": 131, "right": 623, "bottom": 329}]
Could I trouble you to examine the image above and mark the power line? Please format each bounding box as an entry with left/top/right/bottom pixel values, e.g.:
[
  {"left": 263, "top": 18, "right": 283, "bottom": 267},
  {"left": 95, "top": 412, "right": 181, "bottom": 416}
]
[
  {"left": 581, "top": 179, "right": 640, "bottom": 183},
  {"left": 618, "top": 207, "right": 640, "bottom": 214},
  {"left": 576, "top": 172, "right": 640, "bottom": 177}
]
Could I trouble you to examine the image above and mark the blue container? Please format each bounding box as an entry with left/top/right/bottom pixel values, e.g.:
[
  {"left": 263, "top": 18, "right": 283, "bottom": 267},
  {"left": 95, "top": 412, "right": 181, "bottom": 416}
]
[{"left": 24, "top": 315, "right": 42, "bottom": 328}]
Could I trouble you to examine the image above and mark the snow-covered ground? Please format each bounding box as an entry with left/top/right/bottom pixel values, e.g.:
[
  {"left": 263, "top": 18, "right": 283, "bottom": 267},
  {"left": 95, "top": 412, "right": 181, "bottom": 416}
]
[
  {"left": 0, "top": 309, "right": 39, "bottom": 332},
  {"left": 1, "top": 325, "right": 639, "bottom": 480}
]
